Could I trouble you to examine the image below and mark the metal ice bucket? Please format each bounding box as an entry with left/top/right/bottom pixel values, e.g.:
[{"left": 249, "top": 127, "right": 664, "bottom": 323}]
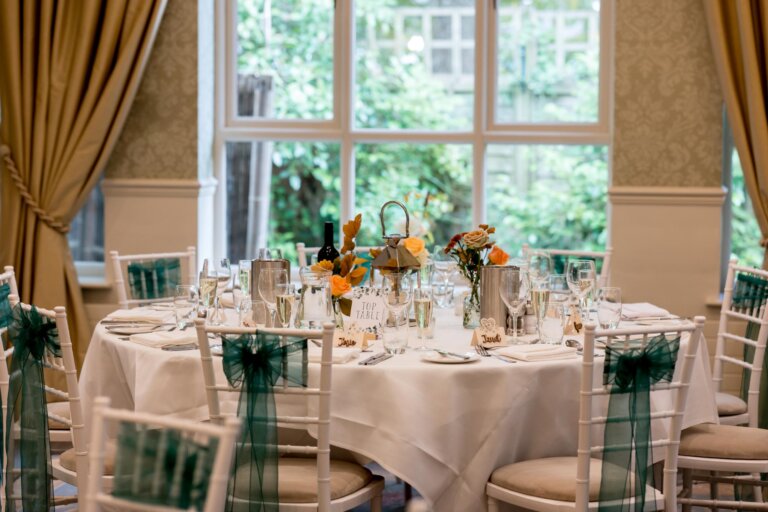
[
  {"left": 480, "top": 265, "right": 517, "bottom": 331},
  {"left": 250, "top": 258, "right": 291, "bottom": 300}
]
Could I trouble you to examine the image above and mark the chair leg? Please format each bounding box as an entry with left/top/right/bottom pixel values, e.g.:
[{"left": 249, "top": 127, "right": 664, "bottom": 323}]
[
  {"left": 753, "top": 473, "right": 764, "bottom": 503},
  {"left": 487, "top": 496, "right": 499, "bottom": 512},
  {"left": 682, "top": 468, "right": 693, "bottom": 512},
  {"left": 370, "top": 493, "right": 382, "bottom": 512},
  {"left": 404, "top": 482, "right": 413, "bottom": 503},
  {"left": 710, "top": 470, "right": 719, "bottom": 512}
]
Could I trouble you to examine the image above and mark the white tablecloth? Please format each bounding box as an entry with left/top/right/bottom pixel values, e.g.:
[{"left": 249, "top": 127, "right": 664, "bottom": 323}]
[{"left": 80, "top": 308, "right": 718, "bottom": 511}]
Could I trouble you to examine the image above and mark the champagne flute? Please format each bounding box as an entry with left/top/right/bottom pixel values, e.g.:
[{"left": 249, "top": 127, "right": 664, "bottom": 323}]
[
  {"left": 499, "top": 268, "right": 530, "bottom": 344},
  {"left": 596, "top": 287, "right": 622, "bottom": 329},
  {"left": 413, "top": 288, "right": 434, "bottom": 351},
  {"left": 530, "top": 277, "right": 550, "bottom": 340},
  {"left": 198, "top": 274, "right": 217, "bottom": 321},
  {"left": 567, "top": 260, "right": 596, "bottom": 322},
  {"left": 237, "top": 259, "right": 252, "bottom": 311},
  {"left": 258, "top": 268, "right": 288, "bottom": 327},
  {"left": 527, "top": 250, "right": 553, "bottom": 282},
  {"left": 276, "top": 283, "right": 297, "bottom": 328}
]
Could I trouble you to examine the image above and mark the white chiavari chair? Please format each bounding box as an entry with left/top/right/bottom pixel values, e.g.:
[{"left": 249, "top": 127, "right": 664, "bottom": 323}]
[
  {"left": 522, "top": 244, "right": 613, "bottom": 288},
  {"left": 110, "top": 247, "right": 196, "bottom": 308},
  {"left": 195, "top": 319, "right": 385, "bottom": 511},
  {"left": 0, "top": 296, "right": 88, "bottom": 506},
  {"left": 83, "top": 396, "right": 240, "bottom": 512},
  {"left": 486, "top": 317, "right": 705, "bottom": 511}
]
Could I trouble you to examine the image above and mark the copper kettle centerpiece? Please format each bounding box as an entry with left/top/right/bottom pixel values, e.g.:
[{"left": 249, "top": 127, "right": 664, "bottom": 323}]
[{"left": 371, "top": 200, "right": 421, "bottom": 273}]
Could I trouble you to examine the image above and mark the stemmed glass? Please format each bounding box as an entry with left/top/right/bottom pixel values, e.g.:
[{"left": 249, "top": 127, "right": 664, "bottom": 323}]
[
  {"left": 275, "top": 283, "right": 297, "bottom": 328},
  {"left": 236, "top": 259, "right": 252, "bottom": 312},
  {"left": 381, "top": 272, "right": 413, "bottom": 353},
  {"left": 567, "top": 260, "right": 596, "bottom": 322},
  {"left": 198, "top": 272, "right": 217, "bottom": 321},
  {"left": 432, "top": 247, "right": 456, "bottom": 283},
  {"left": 530, "top": 277, "right": 550, "bottom": 340},
  {"left": 527, "top": 250, "right": 552, "bottom": 282},
  {"left": 257, "top": 248, "right": 283, "bottom": 260},
  {"left": 208, "top": 259, "right": 231, "bottom": 325},
  {"left": 258, "top": 268, "right": 288, "bottom": 327},
  {"left": 413, "top": 288, "right": 433, "bottom": 351},
  {"left": 499, "top": 268, "right": 530, "bottom": 344},
  {"left": 596, "top": 287, "right": 622, "bottom": 329}
]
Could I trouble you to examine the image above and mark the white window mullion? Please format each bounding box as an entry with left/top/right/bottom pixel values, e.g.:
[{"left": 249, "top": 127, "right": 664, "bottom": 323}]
[
  {"left": 340, "top": 0, "right": 354, "bottom": 230},
  {"left": 473, "top": 0, "right": 489, "bottom": 226}
]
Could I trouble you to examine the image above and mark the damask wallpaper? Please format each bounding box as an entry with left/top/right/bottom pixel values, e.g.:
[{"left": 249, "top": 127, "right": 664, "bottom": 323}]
[
  {"left": 105, "top": 0, "right": 199, "bottom": 180},
  {"left": 612, "top": 0, "right": 723, "bottom": 187}
]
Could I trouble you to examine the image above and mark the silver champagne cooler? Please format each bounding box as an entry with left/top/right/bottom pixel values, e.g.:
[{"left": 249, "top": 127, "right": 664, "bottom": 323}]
[
  {"left": 250, "top": 258, "right": 291, "bottom": 300},
  {"left": 480, "top": 265, "right": 516, "bottom": 331}
]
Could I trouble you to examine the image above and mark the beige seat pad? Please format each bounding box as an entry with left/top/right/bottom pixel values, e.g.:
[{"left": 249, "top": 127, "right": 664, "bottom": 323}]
[
  {"left": 680, "top": 423, "right": 768, "bottom": 460},
  {"left": 716, "top": 392, "right": 748, "bottom": 417},
  {"left": 47, "top": 401, "right": 71, "bottom": 430},
  {"left": 232, "top": 458, "right": 372, "bottom": 503},
  {"left": 490, "top": 457, "right": 604, "bottom": 502},
  {"left": 60, "top": 440, "right": 117, "bottom": 476}
]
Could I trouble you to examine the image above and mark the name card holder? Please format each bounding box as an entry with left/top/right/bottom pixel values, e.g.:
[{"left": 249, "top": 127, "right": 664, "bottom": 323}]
[{"left": 471, "top": 318, "right": 507, "bottom": 347}]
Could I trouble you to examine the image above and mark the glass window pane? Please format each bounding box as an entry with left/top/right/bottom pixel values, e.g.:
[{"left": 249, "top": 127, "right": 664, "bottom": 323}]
[
  {"left": 355, "top": 144, "right": 472, "bottom": 249},
  {"left": 236, "top": 0, "right": 334, "bottom": 120},
  {"left": 730, "top": 148, "right": 762, "bottom": 267},
  {"left": 355, "top": 0, "right": 474, "bottom": 130},
  {"left": 68, "top": 183, "right": 104, "bottom": 262},
  {"left": 226, "top": 141, "right": 340, "bottom": 262},
  {"left": 486, "top": 145, "right": 608, "bottom": 256},
  {"left": 496, "top": 0, "right": 601, "bottom": 123}
]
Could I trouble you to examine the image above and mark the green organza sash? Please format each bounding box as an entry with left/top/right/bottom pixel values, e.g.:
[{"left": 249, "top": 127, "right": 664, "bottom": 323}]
[
  {"left": 0, "top": 283, "right": 12, "bottom": 328},
  {"left": 6, "top": 303, "right": 61, "bottom": 511},
  {"left": 599, "top": 335, "right": 679, "bottom": 512},
  {"left": 735, "top": 272, "right": 768, "bottom": 428},
  {"left": 127, "top": 258, "right": 182, "bottom": 300},
  {"left": 222, "top": 333, "right": 308, "bottom": 511},
  {"left": 111, "top": 423, "right": 219, "bottom": 510}
]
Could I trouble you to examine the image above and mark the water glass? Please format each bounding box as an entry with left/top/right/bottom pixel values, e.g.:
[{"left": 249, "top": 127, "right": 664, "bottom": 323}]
[
  {"left": 240, "top": 299, "right": 268, "bottom": 327},
  {"left": 173, "top": 285, "right": 198, "bottom": 329},
  {"left": 297, "top": 267, "right": 333, "bottom": 328},
  {"left": 596, "top": 287, "right": 622, "bottom": 329},
  {"left": 433, "top": 282, "right": 455, "bottom": 308},
  {"left": 548, "top": 274, "right": 570, "bottom": 304},
  {"left": 382, "top": 309, "right": 408, "bottom": 354},
  {"left": 499, "top": 267, "right": 530, "bottom": 344},
  {"left": 527, "top": 250, "right": 553, "bottom": 281},
  {"left": 540, "top": 303, "right": 566, "bottom": 345}
]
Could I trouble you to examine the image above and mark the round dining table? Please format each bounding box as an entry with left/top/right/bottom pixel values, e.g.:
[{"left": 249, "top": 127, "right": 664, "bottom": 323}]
[{"left": 79, "top": 305, "right": 718, "bottom": 511}]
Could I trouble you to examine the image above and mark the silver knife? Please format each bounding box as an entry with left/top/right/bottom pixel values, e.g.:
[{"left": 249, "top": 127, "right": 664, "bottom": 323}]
[
  {"left": 366, "top": 354, "right": 393, "bottom": 365},
  {"left": 435, "top": 349, "right": 471, "bottom": 360},
  {"left": 359, "top": 352, "right": 388, "bottom": 365}
]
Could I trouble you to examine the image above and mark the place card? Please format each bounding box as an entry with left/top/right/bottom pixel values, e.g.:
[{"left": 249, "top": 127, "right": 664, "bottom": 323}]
[
  {"left": 347, "top": 287, "right": 386, "bottom": 334},
  {"left": 471, "top": 318, "right": 506, "bottom": 347},
  {"left": 332, "top": 324, "right": 368, "bottom": 349}
]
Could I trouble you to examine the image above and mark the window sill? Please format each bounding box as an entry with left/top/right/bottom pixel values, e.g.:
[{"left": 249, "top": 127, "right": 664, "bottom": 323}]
[
  {"left": 706, "top": 294, "right": 723, "bottom": 309},
  {"left": 75, "top": 261, "right": 111, "bottom": 289}
]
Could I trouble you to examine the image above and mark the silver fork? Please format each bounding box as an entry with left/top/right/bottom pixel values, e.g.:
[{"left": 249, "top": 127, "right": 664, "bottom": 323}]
[{"left": 475, "top": 345, "right": 490, "bottom": 357}]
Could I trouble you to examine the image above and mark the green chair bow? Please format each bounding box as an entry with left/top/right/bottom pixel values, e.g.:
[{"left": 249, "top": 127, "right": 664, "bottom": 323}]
[
  {"left": 6, "top": 303, "right": 61, "bottom": 511},
  {"left": 0, "top": 283, "right": 12, "bottom": 328},
  {"left": 599, "top": 335, "right": 680, "bottom": 512},
  {"left": 111, "top": 423, "right": 219, "bottom": 510},
  {"left": 735, "top": 272, "right": 768, "bottom": 429},
  {"left": 222, "top": 333, "right": 308, "bottom": 511},
  {"left": 127, "top": 258, "right": 182, "bottom": 300}
]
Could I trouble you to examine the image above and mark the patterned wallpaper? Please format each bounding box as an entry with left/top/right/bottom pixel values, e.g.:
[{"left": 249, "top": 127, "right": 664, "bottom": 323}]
[
  {"left": 612, "top": 0, "right": 723, "bottom": 187},
  {"left": 105, "top": 0, "right": 198, "bottom": 180}
]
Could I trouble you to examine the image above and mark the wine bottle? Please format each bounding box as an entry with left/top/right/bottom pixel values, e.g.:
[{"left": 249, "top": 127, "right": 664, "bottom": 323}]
[{"left": 317, "top": 222, "right": 340, "bottom": 262}]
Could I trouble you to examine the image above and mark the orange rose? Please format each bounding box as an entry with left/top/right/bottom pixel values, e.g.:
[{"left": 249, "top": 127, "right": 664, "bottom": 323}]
[
  {"left": 403, "top": 237, "right": 426, "bottom": 256},
  {"left": 330, "top": 275, "right": 352, "bottom": 297},
  {"left": 488, "top": 245, "right": 509, "bottom": 266}
]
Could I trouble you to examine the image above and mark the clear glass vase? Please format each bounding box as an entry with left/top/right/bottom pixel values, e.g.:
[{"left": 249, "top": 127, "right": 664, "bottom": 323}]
[{"left": 463, "top": 293, "right": 480, "bottom": 329}]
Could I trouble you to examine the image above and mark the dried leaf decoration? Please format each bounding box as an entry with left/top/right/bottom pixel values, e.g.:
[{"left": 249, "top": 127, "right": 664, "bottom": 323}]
[
  {"left": 339, "top": 253, "right": 356, "bottom": 277},
  {"left": 311, "top": 260, "right": 334, "bottom": 273},
  {"left": 341, "top": 214, "right": 362, "bottom": 254},
  {"left": 349, "top": 267, "right": 367, "bottom": 286}
]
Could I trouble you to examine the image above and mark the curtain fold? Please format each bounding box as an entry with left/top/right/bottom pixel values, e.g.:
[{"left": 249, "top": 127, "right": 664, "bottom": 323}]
[
  {"left": 0, "top": 0, "right": 167, "bottom": 365},
  {"left": 703, "top": 0, "right": 768, "bottom": 267}
]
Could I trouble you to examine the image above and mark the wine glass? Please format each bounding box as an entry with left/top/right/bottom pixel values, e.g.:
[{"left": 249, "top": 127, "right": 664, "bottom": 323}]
[
  {"left": 596, "top": 287, "right": 622, "bottom": 329},
  {"left": 258, "top": 268, "right": 288, "bottom": 327},
  {"left": 413, "top": 288, "right": 434, "bottom": 351},
  {"left": 381, "top": 272, "right": 413, "bottom": 316},
  {"left": 432, "top": 247, "right": 456, "bottom": 284},
  {"left": 527, "top": 250, "right": 553, "bottom": 282},
  {"left": 567, "top": 260, "right": 596, "bottom": 322},
  {"left": 548, "top": 274, "right": 570, "bottom": 305},
  {"left": 499, "top": 268, "right": 530, "bottom": 344},
  {"left": 275, "top": 283, "right": 297, "bottom": 328},
  {"left": 173, "top": 285, "right": 198, "bottom": 329},
  {"left": 257, "top": 248, "right": 283, "bottom": 260}
]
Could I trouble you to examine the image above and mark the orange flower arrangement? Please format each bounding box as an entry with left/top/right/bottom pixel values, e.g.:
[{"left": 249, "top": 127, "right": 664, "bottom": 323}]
[
  {"left": 444, "top": 223, "right": 508, "bottom": 304},
  {"left": 488, "top": 245, "right": 509, "bottom": 266}
]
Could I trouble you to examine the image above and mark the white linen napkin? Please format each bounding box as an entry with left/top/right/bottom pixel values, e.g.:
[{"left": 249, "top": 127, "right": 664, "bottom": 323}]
[
  {"left": 308, "top": 347, "right": 360, "bottom": 364},
  {"left": 129, "top": 330, "right": 198, "bottom": 348},
  {"left": 105, "top": 308, "right": 171, "bottom": 323},
  {"left": 621, "top": 303, "right": 671, "bottom": 320},
  {"left": 495, "top": 344, "right": 578, "bottom": 362}
]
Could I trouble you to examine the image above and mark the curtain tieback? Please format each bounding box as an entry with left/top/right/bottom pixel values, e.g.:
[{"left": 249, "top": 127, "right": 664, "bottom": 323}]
[
  {"left": 0, "top": 144, "right": 70, "bottom": 234},
  {"left": 760, "top": 238, "right": 768, "bottom": 248}
]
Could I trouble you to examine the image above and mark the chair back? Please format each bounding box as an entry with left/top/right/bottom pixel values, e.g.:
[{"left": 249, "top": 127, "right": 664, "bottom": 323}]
[
  {"left": 195, "top": 319, "right": 334, "bottom": 510},
  {"left": 0, "top": 296, "right": 87, "bottom": 504},
  {"left": 522, "top": 244, "right": 612, "bottom": 288},
  {"left": 712, "top": 259, "right": 768, "bottom": 427},
  {"left": 110, "top": 247, "right": 196, "bottom": 308},
  {"left": 577, "top": 316, "right": 705, "bottom": 511},
  {"left": 0, "top": 267, "right": 18, "bottom": 425},
  {"left": 83, "top": 396, "right": 240, "bottom": 512}
]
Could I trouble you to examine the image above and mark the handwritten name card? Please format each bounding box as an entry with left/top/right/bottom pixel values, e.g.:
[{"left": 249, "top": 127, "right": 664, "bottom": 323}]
[{"left": 471, "top": 318, "right": 507, "bottom": 347}]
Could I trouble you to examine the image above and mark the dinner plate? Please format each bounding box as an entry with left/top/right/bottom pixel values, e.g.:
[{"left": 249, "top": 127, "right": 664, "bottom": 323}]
[
  {"left": 421, "top": 351, "right": 480, "bottom": 364},
  {"left": 105, "top": 325, "right": 163, "bottom": 336}
]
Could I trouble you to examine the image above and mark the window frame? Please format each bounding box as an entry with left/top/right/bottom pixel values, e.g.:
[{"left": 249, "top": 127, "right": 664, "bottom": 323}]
[{"left": 213, "top": 0, "right": 613, "bottom": 260}]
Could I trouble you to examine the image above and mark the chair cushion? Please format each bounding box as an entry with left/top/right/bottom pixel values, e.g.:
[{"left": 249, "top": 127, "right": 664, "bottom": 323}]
[
  {"left": 59, "top": 440, "right": 116, "bottom": 476},
  {"left": 716, "top": 392, "right": 748, "bottom": 417},
  {"left": 232, "top": 458, "right": 373, "bottom": 503},
  {"left": 47, "top": 402, "right": 71, "bottom": 430},
  {"left": 490, "top": 457, "right": 603, "bottom": 501},
  {"left": 680, "top": 423, "right": 768, "bottom": 460}
]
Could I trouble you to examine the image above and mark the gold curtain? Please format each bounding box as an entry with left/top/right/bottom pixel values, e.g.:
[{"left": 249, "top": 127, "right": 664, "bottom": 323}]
[
  {"left": 0, "top": 0, "right": 167, "bottom": 365},
  {"left": 703, "top": 0, "right": 768, "bottom": 267}
]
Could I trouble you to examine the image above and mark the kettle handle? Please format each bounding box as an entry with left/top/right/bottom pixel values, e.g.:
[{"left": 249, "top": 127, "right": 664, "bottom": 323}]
[{"left": 379, "top": 200, "right": 410, "bottom": 238}]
